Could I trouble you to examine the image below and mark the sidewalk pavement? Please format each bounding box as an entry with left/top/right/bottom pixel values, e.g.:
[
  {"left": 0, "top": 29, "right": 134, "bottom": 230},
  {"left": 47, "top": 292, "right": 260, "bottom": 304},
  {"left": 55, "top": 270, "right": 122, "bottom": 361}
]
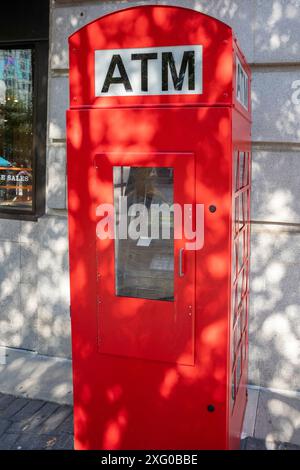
[
  {"left": 0, "top": 393, "right": 73, "bottom": 450},
  {"left": 1, "top": 392, "right": 300, "bottom": 450}
]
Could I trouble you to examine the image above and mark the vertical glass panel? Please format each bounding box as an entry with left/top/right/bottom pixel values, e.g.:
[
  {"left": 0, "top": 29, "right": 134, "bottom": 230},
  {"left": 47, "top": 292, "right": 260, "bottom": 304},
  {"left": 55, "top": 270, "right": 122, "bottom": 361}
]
[
  {"left": 234, "top": 150, "right": 239, "bottom": 192},
  {"left": 238, "top": 233, "right": 244, "bottom": 272},
  {"left": 233, "top": 241, "right": 238, "bottom": 280},
  {"left": 236, "top": 347, "right": 242, "bottom": 388},
  {"left": 239, "top": 193, "right": 245, "bottom": 230},
  {"left": 231, "top": 376, "right": 236, "bottom": 406},
  {"left": 239, "top": 152, "right": 246, "bottom": 189},
  {"left": 243, "top": 332, "right": 247, "bottom": 361},
  {"left": 234, "top": 195, "right": 239, "bottom": 235},
  {"left": 237, "top": 269, "right": 244, "bottom": 309},
  {"left": 233, "top": 283, "right": 238, "bottom": 323},
  {"left": 243, "top": 229, "right": 248, "bottom": 264},
  {"left": 233, "top": 321, "right": 238, "bottom": 358},
  {"left": 242, "top": 298, "right": 247, "bottom": 333},
  {"left": 0, "top": 49, "right": 33, "bottom": 210},
  {"left": 246, "top": 189, "right": 251, "bottom": 224},
  {"left": 114, "top": 166, "right": 174, "bottom": 301},
  {"left": 244, "top": 152, "right": 249, "bottom": 187}
]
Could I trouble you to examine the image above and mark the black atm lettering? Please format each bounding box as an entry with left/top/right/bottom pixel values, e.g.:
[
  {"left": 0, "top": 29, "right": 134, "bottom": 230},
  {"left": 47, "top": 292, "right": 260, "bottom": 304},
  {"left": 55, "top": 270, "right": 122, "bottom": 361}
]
[
  {"left": 102, "top": 54, "right": 133, "bottom": 93},
  {"left": 131, "top": 52, "right": 158, "bottom": 92},
  {"left": 162, "top": 51, "right": 195, "bottom": 91}
]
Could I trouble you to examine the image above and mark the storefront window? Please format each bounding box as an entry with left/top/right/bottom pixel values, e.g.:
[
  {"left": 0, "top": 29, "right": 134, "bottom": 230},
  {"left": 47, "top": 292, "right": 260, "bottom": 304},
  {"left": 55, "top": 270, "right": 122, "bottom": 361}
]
[{"left": 0, "top": 49, "right": 33, "bottom": 211}]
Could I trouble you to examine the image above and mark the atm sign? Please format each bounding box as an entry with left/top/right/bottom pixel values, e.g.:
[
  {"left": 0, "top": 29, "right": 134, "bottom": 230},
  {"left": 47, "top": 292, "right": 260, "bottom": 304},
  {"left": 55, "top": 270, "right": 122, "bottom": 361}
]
[{"left": 95, "top": 45, "right": 203, "bottom": 97}]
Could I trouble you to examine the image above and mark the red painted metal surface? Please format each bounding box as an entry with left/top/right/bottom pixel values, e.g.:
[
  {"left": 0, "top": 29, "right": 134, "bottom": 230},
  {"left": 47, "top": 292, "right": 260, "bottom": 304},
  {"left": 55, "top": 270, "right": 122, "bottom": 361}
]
[{"left": 67, "top": 5, "right": 251, "bottom": 450}]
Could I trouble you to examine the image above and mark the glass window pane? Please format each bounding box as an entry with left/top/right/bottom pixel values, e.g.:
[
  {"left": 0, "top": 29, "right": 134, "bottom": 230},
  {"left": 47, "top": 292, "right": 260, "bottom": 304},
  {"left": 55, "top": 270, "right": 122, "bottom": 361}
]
[
  {"left": 239, "top": 152, "right": 246, "bottom": 189},
  {"left": 239, "top": 193, "right": 245, "bottom": 230},
  {"left": 234, "top": 150, "right": 239, "bottom": 192},
  {"left": 244, "top": 152, "right": 249, "bottom": 187},
  {"left": 234, "top": 195, "right": 239, "bottom": 235},
  {"left": 236, "top": 347, "right": 242, "bottom": 387},
  {"left": 231, "top": 376, "right": 236, "bottom": 406},
  {"left": 0, "top": 49, "right": 33, "bottom": 210},
  {"left": 114, "top": 166, "right": 174, "bottom": 301}
]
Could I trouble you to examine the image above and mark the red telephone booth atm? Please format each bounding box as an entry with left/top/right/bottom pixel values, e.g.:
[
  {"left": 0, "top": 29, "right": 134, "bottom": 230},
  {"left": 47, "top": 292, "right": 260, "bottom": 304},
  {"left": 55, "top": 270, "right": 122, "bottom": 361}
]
[{"left": 67, "top": 5, "right": 251, "bottom": 450}]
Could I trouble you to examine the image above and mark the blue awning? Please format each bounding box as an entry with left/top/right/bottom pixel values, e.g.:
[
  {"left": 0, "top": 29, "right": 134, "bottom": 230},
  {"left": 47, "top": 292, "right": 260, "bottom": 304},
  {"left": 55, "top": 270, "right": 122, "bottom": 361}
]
[{"left": 0, "top": 156, "right": 12, "bottom": 167}]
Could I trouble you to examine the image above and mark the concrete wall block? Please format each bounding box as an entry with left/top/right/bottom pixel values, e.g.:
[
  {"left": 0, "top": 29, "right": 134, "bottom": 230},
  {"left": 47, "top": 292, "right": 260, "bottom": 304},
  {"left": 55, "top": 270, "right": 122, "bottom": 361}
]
[
  {"left": 249, "top": 225, "right": 300, "bottom": 392},
  {"left": 37, "top": 216, "right": 69, "bottom": 276},
  {"left": 0, "top": 241, "right": 21, "bottom": 293},
  {"left": 48, "top": 77, "right": 69, "bottom": 140},
  {"left": 20, "top": 242, "right": 39, "bottom": 285},
  {"left": 35, "top": 215, "right": 71, "bottom": 358},
  {"left": 0, "top": 291, "right": 22, "bottom": 349},
  {"left": 251, "top": 149, "right": 300, "bottom": 224},
  {"left": 47, "top": 145, "right": 67, "bottom": 210},
  {"left": 19, "top": 221, "right": 40, "bottom": 244},
  {"left": 20, "top": 221, "right": 40, "bottom": 285},
  {"left": 37, "top": 302, "right": 71, "bottom": 359},
  {"left": 51, "top": 0, "right": 151, "bottom": 69},
  {"left": 0, "top": 220, "right": 21, "bottom": 242},
  {"left": 254, "top": 0, "right": 300, "bottom": 64},
  {"left": 252, "top": 68, "right": 300, "bottom": 143},
  {"left": 0, "top": 242, "right": 38, "bottom": 351},
  {"left": 38, "top": 268, "right": 70, "bottom": 311},
  {"left": 37, "top": 264, "right": 71, "bottom": 358},
  {"left": 19, "top": 284, "right": 38, "bottom": 351}
]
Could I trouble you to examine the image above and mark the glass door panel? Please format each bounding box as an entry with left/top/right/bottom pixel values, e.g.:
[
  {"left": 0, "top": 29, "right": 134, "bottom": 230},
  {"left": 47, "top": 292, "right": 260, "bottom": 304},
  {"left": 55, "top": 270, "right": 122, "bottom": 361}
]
[{"left": 113, "top": 166, "right": 174, "bottom": 301}]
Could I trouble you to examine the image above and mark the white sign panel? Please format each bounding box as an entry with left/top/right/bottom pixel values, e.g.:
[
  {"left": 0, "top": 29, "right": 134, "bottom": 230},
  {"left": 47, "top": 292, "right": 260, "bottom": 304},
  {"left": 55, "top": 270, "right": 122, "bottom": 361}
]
[{"left": 95, "top": 45, "right": 203, "bottom": 97}]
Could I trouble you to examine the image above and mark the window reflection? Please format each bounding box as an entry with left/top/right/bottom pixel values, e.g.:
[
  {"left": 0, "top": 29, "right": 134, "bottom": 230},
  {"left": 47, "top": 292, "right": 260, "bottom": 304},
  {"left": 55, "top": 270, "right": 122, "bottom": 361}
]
[
  {"left": 0, "top": 49, "right": 33, "bottom": 210},
  {"left": 114, "top": 167, "right": 174, "bottom": 301}
]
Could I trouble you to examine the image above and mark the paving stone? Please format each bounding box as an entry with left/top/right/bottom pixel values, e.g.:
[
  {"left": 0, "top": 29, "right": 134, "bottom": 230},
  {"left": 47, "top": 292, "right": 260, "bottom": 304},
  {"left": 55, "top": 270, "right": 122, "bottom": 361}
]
[
  {"left": 36, "top": 405, "right": 72, "bottom": 434},
  {"left": 277, "top": 442, "right": 300, "bottom": 451},
  {"left": 52, "top": 432, "right": 74, "bottom": 450},
  {"left": 0, "top": 394, "right": 15, "bottom": 410},
  {"left": 243, "top": 437, "right": 268, "bottom": 450},
  {"left": 0, "top": 433, "right": 20, "bottom": 450},
  {"left": 1, "top": 397, "right": 29, "bottom": 420},
  {"left": 12, "top": 433, "right": 60, "bottom": 450},
  {"left": 55, "top": 411, "right": 73, "bottom": 435},
  {"left": 11, "top": 399, "right": 45, "bottom": 422},
  {"left": 9, "top": 402, "right": 59, "bottom": 433},
  {"left": 0, "top": 419, "right": 11, "bottom": 437}
]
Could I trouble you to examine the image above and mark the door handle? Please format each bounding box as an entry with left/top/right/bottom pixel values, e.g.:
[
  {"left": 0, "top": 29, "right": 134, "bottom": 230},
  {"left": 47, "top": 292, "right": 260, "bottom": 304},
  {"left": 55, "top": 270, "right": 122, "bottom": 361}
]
[{"left": 179, "top": 248, "right": 185, "bottom": 277}]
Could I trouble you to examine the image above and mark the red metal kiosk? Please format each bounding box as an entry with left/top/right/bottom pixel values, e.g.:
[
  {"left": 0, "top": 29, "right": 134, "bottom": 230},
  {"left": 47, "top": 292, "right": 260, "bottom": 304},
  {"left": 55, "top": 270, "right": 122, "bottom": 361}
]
[{"left": 67, "top": 5, "right": 251, "bottom": 450}]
